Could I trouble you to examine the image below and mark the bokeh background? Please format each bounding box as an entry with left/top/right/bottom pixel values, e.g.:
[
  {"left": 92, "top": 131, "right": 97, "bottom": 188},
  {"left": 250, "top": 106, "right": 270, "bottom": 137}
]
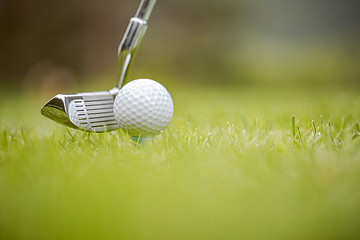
[
  {"left": 1, "top": 0, "right": 360, "bottom": 97},
  {"left": 1, "top": 2, "right": 360, "bottom": 239}
]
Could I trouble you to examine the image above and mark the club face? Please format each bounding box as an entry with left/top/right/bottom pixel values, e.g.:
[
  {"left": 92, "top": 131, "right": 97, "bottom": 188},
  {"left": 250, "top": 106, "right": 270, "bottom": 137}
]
[{"left": 41, "top": 91, "right": 120, "bottom": 133}]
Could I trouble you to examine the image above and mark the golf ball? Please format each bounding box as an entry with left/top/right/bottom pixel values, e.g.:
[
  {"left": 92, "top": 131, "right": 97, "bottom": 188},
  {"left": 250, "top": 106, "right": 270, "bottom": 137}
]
[{"left": 113, "top": 79, "right": 174, "bottom": 137}]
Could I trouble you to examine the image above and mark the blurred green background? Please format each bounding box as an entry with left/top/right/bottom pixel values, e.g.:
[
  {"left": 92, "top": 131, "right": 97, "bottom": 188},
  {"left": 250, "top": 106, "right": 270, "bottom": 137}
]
[
  {"left": 1, "top": 0, "right": 360, "bottom": 96},
  {"left": 1, "top": 1, "right": 360, "bottom": 239}
]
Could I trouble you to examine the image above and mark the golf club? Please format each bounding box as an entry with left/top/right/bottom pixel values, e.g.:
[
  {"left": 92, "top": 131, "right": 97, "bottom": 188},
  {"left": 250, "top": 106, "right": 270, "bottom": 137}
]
[{"left": 41, "top": 0, "right": 157, "bottom": 132}]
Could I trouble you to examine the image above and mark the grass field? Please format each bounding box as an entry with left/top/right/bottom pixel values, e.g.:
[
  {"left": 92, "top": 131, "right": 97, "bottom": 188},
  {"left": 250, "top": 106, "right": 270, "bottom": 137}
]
[{"left": 1, "top": 86, "right": 360, "bottom": 240}]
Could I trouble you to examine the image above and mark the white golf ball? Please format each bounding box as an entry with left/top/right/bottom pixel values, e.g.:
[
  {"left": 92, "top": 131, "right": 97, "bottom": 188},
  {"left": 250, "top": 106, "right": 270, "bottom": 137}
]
[{"left": 113, "top": 79, "right": 174, "bottom": 137}]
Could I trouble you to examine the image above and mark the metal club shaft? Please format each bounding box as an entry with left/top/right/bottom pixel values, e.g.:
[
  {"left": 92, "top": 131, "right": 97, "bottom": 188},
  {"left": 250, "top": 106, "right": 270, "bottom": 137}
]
[{"left": 117, "top": 0, "right": 157, "bottom": 88}]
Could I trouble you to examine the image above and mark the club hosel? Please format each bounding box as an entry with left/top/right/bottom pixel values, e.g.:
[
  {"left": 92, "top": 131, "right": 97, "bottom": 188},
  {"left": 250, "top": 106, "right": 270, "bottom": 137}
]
[{"left": 117, "top": 17, "right": 148, "bottom": 88}]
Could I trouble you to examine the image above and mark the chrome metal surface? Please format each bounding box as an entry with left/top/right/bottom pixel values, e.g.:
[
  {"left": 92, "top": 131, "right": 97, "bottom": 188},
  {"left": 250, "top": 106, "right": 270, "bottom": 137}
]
[
  {"left": 41, "top": 90, "right": 120, "bottom": 132},
  {"left": 135, "top": 0, "right": 157, "bottom": 21},
  {"left": 41, "top": 0, "right": 157, "bottom": 133},
  {"left": 117, "top": 0, "right": 157, "bottom": 88}
]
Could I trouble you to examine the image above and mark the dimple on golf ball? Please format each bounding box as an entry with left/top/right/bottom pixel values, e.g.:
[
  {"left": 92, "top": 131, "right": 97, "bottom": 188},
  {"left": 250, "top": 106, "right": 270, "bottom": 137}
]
[{"left": 113, "top": 79, "right": 174, "bottom": 137}]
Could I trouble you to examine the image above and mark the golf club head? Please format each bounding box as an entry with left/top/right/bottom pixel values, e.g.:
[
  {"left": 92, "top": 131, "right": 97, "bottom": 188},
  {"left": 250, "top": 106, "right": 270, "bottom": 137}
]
[
  {"left": 41, "top": 0, "right": 157, "bottom": 132},
  {"left": 41, "top": 88, "right": 120, "bottom": 132}
]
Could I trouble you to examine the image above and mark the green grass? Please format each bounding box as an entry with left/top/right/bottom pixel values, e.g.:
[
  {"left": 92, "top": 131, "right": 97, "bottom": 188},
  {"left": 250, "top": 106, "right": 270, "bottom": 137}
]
[{"left": 1, "top": 87, "right": 360, "bottom": 240}]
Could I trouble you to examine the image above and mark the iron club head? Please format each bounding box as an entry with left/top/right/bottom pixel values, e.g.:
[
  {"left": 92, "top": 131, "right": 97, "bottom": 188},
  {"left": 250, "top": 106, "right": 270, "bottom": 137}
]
[
  {"left": 41, "top": 88, "right": 120, "bottom": 132},
  {"left": 41, "top": 0, "right": 157, "bottom": 132}
]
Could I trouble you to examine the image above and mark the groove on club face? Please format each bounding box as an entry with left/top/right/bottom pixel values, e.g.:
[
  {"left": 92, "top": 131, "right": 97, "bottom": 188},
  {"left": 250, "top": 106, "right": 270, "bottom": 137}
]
[
  {"left": 41, "top": 91, "right": 120, "bottom": 133},
  {"left": 79, "top": 93, "right": 119, "bottom": 132}
]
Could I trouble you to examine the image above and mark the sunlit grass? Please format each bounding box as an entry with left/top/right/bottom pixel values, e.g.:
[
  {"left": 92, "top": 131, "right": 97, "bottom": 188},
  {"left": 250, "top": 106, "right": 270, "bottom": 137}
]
[{"left": 0, "top": 87, "right": 360, "bottom": 239}]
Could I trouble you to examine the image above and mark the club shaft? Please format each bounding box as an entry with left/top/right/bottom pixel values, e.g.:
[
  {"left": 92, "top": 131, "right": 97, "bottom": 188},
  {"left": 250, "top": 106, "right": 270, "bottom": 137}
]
[
  {"left": 116, "top": 0, "right": 157, "bottom": 89},
  {"left": 135, "top": 0, "right": 157, "bottom": 21}
]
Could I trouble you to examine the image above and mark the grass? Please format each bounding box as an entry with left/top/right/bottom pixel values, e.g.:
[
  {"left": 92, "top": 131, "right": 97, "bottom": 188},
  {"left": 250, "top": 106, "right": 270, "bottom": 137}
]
[{"left": 0, "top": 86, "right": 360, "bottom": 240}]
